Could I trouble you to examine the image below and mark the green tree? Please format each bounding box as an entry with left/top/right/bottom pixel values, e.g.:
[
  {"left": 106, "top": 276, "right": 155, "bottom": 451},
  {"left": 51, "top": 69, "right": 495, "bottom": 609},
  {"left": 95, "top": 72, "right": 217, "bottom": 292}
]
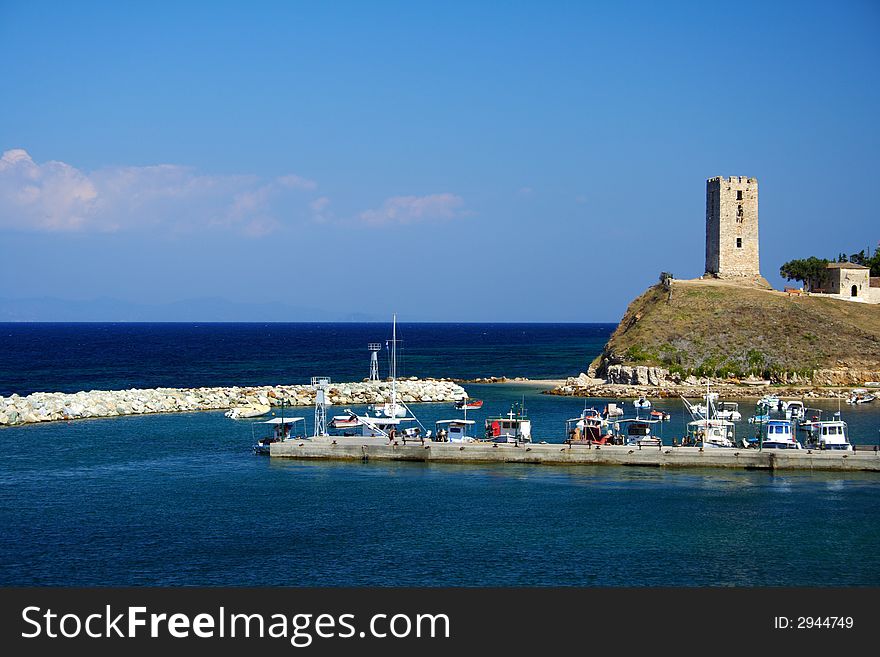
[
  {"left": 779, "top": 257, "right": 829, "bottom": 289},
  {"left": 867, "top": 247, "right": 880, "bottom": 277},
  {"left": 849, "top": 250, "right": 867, "bottom": 266}
]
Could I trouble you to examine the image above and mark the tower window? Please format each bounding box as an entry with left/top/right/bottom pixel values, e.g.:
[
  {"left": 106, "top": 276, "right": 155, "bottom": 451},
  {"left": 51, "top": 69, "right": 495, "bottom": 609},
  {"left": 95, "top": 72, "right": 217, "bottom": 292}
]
[
  {"left": 736, "top": 190, "right": 743, "bottom": 200},
  {"left": 736, "top": 238, "right": 742, "bottom": 248}
]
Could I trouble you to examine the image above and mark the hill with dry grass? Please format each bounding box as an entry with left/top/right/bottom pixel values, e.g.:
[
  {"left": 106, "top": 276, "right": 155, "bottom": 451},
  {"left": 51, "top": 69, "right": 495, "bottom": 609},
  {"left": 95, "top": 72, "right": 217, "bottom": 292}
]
[{"left": 594, "top": 279, "right": 880, "bottom": 383}]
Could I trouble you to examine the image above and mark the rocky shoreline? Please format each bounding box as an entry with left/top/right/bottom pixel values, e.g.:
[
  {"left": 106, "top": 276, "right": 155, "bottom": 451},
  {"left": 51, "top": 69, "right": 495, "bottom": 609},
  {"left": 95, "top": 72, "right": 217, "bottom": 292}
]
[
  {"left": 548, "top": 370, "right": 872, "bottom": 401},
  {"left": 0, "top": 379, "right": 466, "bottom": 427},
  {"left": 449, "top": 376, "right": 533, "bottom": 384}
]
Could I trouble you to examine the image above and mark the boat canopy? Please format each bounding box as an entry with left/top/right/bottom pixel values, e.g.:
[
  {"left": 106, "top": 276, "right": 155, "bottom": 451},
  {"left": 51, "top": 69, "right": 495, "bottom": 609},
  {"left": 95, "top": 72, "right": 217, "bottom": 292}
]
[
  {"left": 259, "top": 417, "right": 305, "bottom": 425},
  {"left": 436, "top": 419, "right": 476, "bottom": 426}
]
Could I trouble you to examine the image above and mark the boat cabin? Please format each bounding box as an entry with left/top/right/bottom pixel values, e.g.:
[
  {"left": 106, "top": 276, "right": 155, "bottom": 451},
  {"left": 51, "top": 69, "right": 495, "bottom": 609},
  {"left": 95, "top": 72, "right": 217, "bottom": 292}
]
[
  {"left": 484, "top": 404, "right": 532, "bottom": 443},
  {"left": 253, "top": 417, "right": 306, "bottom": 454},
  {"left": 565, "top": 410, "right": 610, "bottom": 444},
  {"left": 782, "top": 400, "right": 805, "bottom": 420},
  {"left": 715, "top": 401, "right": 741, "bottom": 420},
  {"left": 612, "top": 419, "right": 662, "bottom": 447},
  {"left": 761, "top": 420, "right": 802, "bottom": 449},
  {"left": 685, "top": 418, "right": 735, "bottom": 448},
  {"left": 435, "top": 419, "right": 476, "bottom": 443},
  {"left": 603, "top": 402, "right": 624, "bottom": 418},
  {"left": 806, "top": 421, "right": 852, "bottom": 451}
]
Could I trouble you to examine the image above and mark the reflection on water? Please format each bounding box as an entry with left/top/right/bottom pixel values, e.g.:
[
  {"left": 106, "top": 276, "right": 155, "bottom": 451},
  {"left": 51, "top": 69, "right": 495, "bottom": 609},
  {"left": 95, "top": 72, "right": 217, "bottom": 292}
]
[{"left": 1, "top": 387, "right": 879, "bottom": 587}]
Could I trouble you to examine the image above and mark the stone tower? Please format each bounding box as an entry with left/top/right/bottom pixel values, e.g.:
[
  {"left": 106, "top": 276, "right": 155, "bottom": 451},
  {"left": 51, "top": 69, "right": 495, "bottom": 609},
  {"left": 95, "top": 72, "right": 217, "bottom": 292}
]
[{"left": 705, "top": 176, "right": 760, "bottom": 278}]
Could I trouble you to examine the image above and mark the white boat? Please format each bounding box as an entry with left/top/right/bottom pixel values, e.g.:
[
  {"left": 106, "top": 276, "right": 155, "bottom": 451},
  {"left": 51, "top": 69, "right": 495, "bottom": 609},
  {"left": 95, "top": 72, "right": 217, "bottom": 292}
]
[
  {"left": 353, "top": 414, "right": 420, "bottom": 439},
  {"left": 714, "top": 401, "right": 742, "bottom": 421},
  {"left": 633, "top": 396, "right": 652, "bottom": 410},
  {"left": 225, "top": 403, "right": 271, "bottom": 419},
  {"left": 331, "top": 315, "right": 428, "bottom": 441},
  {"left": 434, "top": 419, "right": 477, "bottom": 443},
  {"left": 368, "top": 402, "right": 408, "bottom": 418},
  {"left": 565, "top": 408, "right": 612, "bottom": 444},
  {"left": 603, "top": 403, "right": 624, "bottom": 418},
  {"left": 804, "top": 420, "right": 853, "bottom": 451},
  {"left": 759, "top": 420, "right": 802, "bottom": 450},
  {"left": 757, "top": 394, "right": 780, "bottom": 410},
  {"left": 686, "top": 391, "right": 719, "bottom": 418},
  {"left": 484, "top": 403, "right": 532, "bottom": 443},
  {"left": 781, "top": 400, "right": 805, "bottom": 420},
  {"left": 685, "top": 418, "right": 735, "bottom": 448},
  {"left": 612, "top": 418, "right": 662, "bottom": 447},
  {"left": 253, "top": 416, "right": 305, "bottom": 454},
  {"left": 846, "top": 388, "right": 876, "bottom": 404},
  {"left": 329, "top": 413, "right": 361, "bottom": 431}
]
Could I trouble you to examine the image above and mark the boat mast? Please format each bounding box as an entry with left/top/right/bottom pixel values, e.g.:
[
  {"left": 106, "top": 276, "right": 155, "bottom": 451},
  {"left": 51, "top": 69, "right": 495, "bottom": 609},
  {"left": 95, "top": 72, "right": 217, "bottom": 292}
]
[{"left": 391, "top": 313, "right": 397, "bottom": 414}]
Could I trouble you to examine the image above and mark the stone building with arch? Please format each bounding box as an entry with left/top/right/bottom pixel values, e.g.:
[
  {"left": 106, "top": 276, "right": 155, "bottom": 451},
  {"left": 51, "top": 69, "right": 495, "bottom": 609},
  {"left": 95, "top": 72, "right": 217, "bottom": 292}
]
[{"left": 807, "top": 262, "right": 880, "bottom": 304}]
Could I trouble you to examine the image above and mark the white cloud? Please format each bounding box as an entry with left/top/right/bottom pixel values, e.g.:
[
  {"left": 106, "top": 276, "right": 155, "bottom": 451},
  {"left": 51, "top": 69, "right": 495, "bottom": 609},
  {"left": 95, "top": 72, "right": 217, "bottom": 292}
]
[
  {"left": 0, "top": 149, "right": 318, "bottom": 236},
  {"left": 310, "top": 196, "right": 330, "bottom": 212},
  {"left": 358, "top": 193, "right": 466, "bottom": 226}
]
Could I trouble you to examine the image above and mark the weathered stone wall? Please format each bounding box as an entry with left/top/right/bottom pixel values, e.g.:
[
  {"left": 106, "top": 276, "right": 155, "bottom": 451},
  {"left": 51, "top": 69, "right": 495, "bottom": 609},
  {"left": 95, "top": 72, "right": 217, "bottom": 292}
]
[
  {"left": 705, "top": 176, "right": 760, "bottom": 278},
  {"left": 831, "top": 267, "right": 869, "bottom": 296}
]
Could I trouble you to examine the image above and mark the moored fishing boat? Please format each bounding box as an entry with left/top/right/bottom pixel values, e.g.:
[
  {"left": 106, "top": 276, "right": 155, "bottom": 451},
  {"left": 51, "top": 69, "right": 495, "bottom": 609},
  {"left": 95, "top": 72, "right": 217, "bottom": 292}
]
[
  {"left": 613, "top": 418, "right": 662, "bottom": 447},
  {"left": 434, "top": 419, "right": 477, "bottom": 443},
  {"left": 781, "top": 400, "right": 806, "bottom": 420},
  {"left": 603, "top": 402, "right": 624, "bottom": 418},
  {"left": 454, "top": 398, "right": 483, "bottom": 410},
  {"left": 633, "top": 396, "right": 652, "bottom": 410},
  {"left": 758, "top": 419, "right": 802, "bottom": 450},
  {"left": 484, "top": 402, "right": 532, "bottom": 443},
  {"left": 684, "top": 418, "right": 735, "bottom": 448},
  {"left": 714, "top": 401, "right": 742, "bottom": 421},
  {"left": 329, "top": 413, "right": 361, "bottom": 432},
  {"left": 846, "top": 388, "right": 876, "bottom": 404},
  {"left": 804, "top": 420, "right": 853, "bottom": 451},
  {"left": 253, "top": 416, "right": 306, "bottom": 454},
  {"left": 758, "top": 394, "right": 780, "bottom": 410},
  {"left": 225, "top": 403, "right": 271, "bottom": 419},
  {"left": 368, "top": 401, "right": 408, "bottom": 417},
  {"left": 565, "top": 408, "right": 612, "bottom": 444},
  {"left": 317, "top": 315, "right": 426, "bottom": 441}
]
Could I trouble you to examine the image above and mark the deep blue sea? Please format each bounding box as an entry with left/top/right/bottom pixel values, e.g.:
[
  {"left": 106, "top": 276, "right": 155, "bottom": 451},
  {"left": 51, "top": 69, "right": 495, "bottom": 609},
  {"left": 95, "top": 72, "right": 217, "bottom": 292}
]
[
  {"left": 0, "top": 322, "right": 613, "bottom": 396},
  {"left": 1, "top": 323, "right": 879, "bottom": 586}
]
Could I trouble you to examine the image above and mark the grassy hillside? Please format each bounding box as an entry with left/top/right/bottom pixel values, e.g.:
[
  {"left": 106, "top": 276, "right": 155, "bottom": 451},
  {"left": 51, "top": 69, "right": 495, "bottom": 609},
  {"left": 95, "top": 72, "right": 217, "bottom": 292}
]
[{"left": 596, "top": 279, "right": 880, "bottom": 380}]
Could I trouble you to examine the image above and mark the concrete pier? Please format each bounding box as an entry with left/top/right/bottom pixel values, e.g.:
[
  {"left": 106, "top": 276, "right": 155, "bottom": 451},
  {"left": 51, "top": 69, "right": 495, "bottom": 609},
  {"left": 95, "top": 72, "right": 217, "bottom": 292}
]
[{"left": 271, "top": 437, "right": 880, "bottom": 473}]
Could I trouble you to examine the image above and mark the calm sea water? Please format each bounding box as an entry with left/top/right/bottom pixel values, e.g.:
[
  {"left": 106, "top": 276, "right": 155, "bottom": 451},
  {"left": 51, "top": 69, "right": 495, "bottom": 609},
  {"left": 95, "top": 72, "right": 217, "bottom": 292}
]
[
  {"left": 1, "top": 324, "right": 879, "bottom": 586},
  {"left": 0, "top": 322, "right": 613, "bottom": 396}
]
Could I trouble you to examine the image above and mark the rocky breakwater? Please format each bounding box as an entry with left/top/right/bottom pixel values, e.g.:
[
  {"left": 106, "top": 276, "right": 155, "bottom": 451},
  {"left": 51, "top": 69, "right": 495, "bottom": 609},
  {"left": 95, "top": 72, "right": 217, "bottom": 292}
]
[{"left": 0, "top": 378, "right": 467, "bottom": 427}]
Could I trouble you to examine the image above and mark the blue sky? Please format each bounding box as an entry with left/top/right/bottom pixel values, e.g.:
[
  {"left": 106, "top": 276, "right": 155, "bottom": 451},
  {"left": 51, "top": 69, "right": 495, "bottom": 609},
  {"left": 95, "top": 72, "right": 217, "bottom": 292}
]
[{"left": 1, "top": 0, "right": 878, "bottom": 321}]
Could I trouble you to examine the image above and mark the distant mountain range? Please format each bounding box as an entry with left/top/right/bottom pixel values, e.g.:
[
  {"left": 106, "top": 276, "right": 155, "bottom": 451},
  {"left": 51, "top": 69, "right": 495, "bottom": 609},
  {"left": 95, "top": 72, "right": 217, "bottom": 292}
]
[{"left": 0, "top": 297, "right": 384, "bottom": 322}]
